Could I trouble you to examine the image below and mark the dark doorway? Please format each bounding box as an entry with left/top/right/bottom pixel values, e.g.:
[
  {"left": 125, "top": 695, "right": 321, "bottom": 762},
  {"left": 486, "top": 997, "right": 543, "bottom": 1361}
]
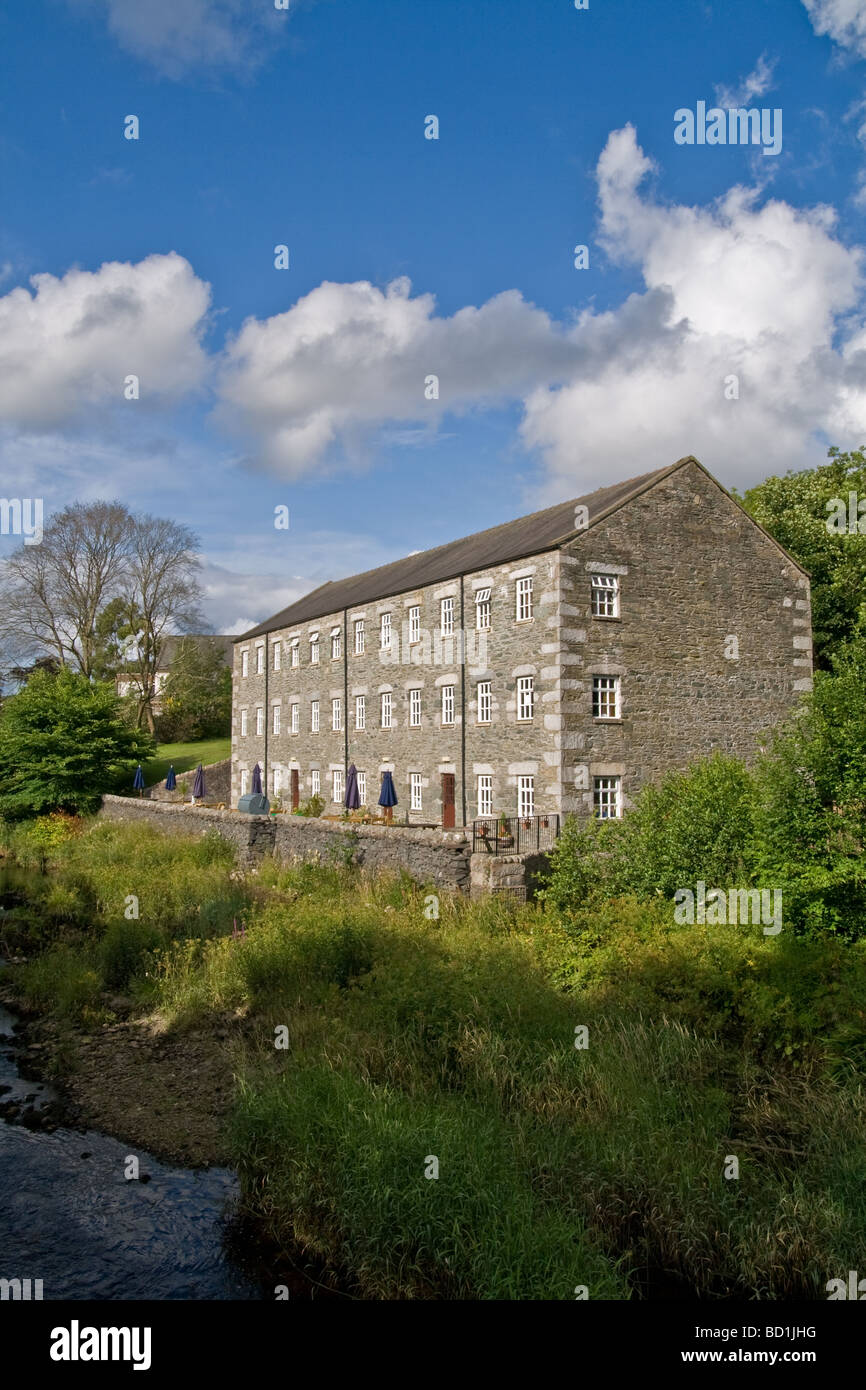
[
  {"left": 441, "top": 773, "right": 455, "bottom": 829},
  {"left": 291, "top": 768, "right": 299, "bottom": 811}
]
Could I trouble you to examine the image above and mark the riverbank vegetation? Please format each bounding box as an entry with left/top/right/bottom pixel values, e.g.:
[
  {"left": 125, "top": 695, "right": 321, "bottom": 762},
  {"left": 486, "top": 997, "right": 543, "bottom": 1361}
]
[{"left": 2, "top": 811, "right": 866, "bottom": 1299}]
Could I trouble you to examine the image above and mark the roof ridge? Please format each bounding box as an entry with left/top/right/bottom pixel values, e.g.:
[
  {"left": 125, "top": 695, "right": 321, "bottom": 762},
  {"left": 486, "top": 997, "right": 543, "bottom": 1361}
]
[
  {"left": 235, "top": 462, "right": 682, "bottom": 641},
  {"left": 309, "top": 467, "right": 667, "bottom": 593}
]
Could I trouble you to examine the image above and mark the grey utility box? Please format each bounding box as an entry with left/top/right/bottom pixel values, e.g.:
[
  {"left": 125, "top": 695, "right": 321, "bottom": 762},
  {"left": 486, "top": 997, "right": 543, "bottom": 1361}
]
[{"left": 237, "top": 792, "right": 270, "bottom": 815}]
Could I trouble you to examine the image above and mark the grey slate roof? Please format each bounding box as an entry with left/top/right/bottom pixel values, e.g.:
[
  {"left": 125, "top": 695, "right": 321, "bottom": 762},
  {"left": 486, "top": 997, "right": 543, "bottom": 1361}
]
[{"left": 238, "top": 461, "right": 681, "bottom": 641}]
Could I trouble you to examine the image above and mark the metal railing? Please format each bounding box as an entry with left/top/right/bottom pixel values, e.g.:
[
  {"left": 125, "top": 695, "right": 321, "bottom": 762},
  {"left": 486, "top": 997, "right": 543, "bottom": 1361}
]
[{"left": 472, "top": 814, "right": 561, "bottom": 855}]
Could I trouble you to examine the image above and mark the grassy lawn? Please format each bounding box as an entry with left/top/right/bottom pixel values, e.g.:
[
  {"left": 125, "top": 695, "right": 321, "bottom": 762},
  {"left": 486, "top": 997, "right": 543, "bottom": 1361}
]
[{"left": 141, "top": 738, "right": 231, "bottom": 787}]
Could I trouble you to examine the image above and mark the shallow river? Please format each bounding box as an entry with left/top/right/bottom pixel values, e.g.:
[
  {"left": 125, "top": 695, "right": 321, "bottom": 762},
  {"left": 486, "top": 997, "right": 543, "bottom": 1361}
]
[
  {"left": 0, "top": 999, "right": 270, "bottom": 1300},
  {"left": 0, "top": 858, "right": 279, "bottom": 1301}
]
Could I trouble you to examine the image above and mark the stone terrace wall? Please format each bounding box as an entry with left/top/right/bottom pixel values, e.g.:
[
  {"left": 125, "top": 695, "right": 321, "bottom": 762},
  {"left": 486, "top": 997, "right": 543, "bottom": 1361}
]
[
  {"left": 469, "top": 850, "right": 549, "bottom": 901},
  {"left": 147, "top": 758, "right": 231, "bottom": 804},
  {"left": 100, "top": 795, "right": 473, "bottom": 891}
]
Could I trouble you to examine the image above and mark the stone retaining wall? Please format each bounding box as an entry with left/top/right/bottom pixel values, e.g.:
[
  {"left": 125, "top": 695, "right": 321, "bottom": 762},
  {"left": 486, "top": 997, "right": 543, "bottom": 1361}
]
[
  {"left": 469, "top": 850, "right": 549, "bottom": 901},
  {"left": 101, "top": 796, "right": 559, "bottom": 900},
  {"left": 100, "top": 796, "right": 550, "bottom": 897},
  {"left": 146, "top": 758, "right": 231, "bottom": 804},
  {"left": 100, "top": 795, "right": 474, "bottom": 891}
]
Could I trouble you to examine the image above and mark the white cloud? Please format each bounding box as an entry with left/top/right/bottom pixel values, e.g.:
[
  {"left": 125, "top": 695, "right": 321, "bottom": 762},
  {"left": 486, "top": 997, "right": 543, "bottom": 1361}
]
[
  {"left": 216, "top": 127, "right": 866, "bottom": 497},
  {"left": 199, "top": 528, "right": 391, "bottom": 632},
  {"left": 199, "top": 560, "right": 303, "bottom": 634},
  {"left": 714, "top": 54, "right": 777, "bottom": 109},
  {"left": 216, "top": 277, "right": 582, "bottom": 475},
  {"left": 7, "top": 129, "right": 866, "bottom": 512},
  {"left": 0, "top": 253, "right": 211, "bottom": 431},
  {"left": 69, "top": 0, "right": 285, "bottom": 79},
  {"left": 803, "top": 0, "right": 866, "bottom": 59},
  {"left": 519, "top": 125, "right": 866, "bottom": 497}
]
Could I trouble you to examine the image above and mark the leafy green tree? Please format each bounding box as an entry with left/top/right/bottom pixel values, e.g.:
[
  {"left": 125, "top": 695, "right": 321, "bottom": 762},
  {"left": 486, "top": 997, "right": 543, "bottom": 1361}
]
[
  {"left": 155, "top": 638, "right": 231, "bottom": 742},
  {"left": 736, "top": 447, "right": 866, "bottom": 668},
  {"left": 91, "top": 596, "right": 143, "bottom": 684},
  {"left": 748, "top": 652, "right": 866, "bottom": 939},
  {"left": 752, "top": 632, "right": 866, "bottom": 866},
  {"left": 0, "top": 668, "right": 154, "bottom": 819}
]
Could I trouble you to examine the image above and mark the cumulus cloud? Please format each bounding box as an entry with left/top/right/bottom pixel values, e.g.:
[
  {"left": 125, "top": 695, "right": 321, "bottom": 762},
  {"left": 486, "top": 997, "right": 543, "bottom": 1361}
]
[
  {"left": 714, "top": 54, "right": 777, "bottom": 109},
  {"left": 214, "top": 128, "right": 866, "bottom": 495},
  {"left": 199, "top": 559, "right": 305, "bottom": 634},
  {"left": 520, "top": 125, "right": 866, "bottom": 496},
  {"left": 802, "top": 0, "right": 866, "bottom": 59},
  {"left": 68, "top": 0, "right": 285, "bottom": 79},
  {"left": 199, "top": 528, "right": 392, "bottom": 632},
  {"left": 0, "top": 253, "right": 211, "bottom": 430},
  {"left": 216, "top": 277, "right": 584, "bottom": 475},
  {"left": 7, "top": 132, "right": 866, "bottom": 507}
]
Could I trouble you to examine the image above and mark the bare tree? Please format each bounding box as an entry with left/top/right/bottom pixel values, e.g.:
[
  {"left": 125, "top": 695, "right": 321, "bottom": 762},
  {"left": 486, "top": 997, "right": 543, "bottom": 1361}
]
[
  {"left": 0, "top": 503, "right": 205, "bottom": 729},
  {"left": 0, "top": 502, "right": 133, "bottom": 676},
  {"left": 125, "top": 514, "right": 204, "bottom": 732}
]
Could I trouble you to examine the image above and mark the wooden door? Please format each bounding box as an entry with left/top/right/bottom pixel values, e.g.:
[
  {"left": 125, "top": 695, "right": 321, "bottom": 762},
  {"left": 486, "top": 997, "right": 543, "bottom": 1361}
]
[
  {"left": 441, "top": 773, "right": 455, "bottom": 829},
  {"left": 291, "top": 768, "right": 299, "bottom": 811}
]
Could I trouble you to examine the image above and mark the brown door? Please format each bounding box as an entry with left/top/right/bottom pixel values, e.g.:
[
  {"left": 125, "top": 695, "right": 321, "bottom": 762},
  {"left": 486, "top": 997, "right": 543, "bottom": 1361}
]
[
  {"left": 441, "top": 773, "right": 455, "bottom": 829},
  {"left": 291, "top": 769, "right": 299, "bottom": 811}
]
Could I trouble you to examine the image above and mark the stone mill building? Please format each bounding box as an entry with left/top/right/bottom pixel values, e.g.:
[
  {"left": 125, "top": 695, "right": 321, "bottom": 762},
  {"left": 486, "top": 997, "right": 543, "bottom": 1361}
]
[{"left": 231, "top": 456, "right": 812, "bottom": 829}]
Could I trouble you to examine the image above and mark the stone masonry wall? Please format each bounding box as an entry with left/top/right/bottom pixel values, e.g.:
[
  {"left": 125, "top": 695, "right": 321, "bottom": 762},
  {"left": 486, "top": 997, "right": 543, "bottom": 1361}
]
[
  {"left": 147, "top": 758, "right": 231, "bottom": 804},
  {"left": 100, "top": 795, "right": 474, "bottom": 891},
  {"left": 469, "top": 850, "right": 549, "bottom": 901},
  {"left": 232, "top": 550, "right": 561, "bottom": 827},
  {"left": 559, "top": 459, "right": 812, "bottom": 816}
]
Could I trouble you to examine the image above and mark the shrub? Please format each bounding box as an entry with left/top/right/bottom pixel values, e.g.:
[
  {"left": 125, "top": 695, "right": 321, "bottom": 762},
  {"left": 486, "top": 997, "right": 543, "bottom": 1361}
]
[
  {"left": 13, "top": 945, "right": 103, "bottom": 1019},
  {"left": 607, "top": 754, "right": 757, "bottom": 897},
  {"left": 542, "top": 755, "right": 757, "bottom": 917},
  {"left": 0, "top": 669, "right": 154, "bottom": 819},
  {"left": 0, "top": 812, "right": 83, "bottom": 869},
  {"left": 537, "top": 814, "right": 614, "bottom": 917}
]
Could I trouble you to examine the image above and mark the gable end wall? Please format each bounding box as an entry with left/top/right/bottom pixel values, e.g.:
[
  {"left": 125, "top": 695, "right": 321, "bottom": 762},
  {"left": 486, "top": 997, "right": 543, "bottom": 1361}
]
[{"left": 559, "top": 459, "right": 812, "bottom": 815}]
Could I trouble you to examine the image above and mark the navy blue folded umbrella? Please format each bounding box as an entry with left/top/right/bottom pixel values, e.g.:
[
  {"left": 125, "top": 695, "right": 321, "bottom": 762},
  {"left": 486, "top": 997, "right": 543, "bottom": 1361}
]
[
  {"left": 165, "top": 765, "right": 177, "bottom": 791},
  {"left": 345, "top": 763, "right": 360, "bottom": 810},
  {"left": 192, "top": 764, "right": 205, "bottom": 799},
  {"left": 133, "top": 764, "right": 144, "bottom": 797},
  {"left": 378, "top": 771, "right": 398, "bottom": 808},
  {"left": 252, "top": 763, "right": 262, "bottom": 795}
]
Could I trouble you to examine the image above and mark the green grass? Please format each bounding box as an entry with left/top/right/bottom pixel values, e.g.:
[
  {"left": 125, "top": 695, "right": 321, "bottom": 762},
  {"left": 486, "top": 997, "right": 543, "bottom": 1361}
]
[
  {"left": 4, "top": 820, "right": 866, "bottom": 1299},
  {"left": 140, "top": 738, "right": 231, "bottom": 788},
  {"left": 1, "top": 818, "right": 249, "bottom": 995}
]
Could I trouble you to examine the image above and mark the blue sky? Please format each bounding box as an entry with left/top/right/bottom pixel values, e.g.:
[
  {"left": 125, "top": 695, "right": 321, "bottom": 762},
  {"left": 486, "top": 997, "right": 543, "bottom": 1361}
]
[{"left": 2, "top": 0, "right": 866, "bottom": 631}]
